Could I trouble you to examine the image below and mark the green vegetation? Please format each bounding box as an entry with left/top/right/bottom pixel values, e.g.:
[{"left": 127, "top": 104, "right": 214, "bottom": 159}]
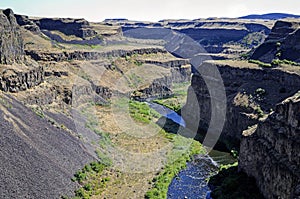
[
  {"left": 103, "top": 98, "right": 203, "bottom": 198},
  {"left": 134, "top": 60, "right": 143, "bottom": 66},
  {"left": 129, "top": 100, "right": 160, "bottom": 124},
  {"left": 152, "top": 82, "right": 190, "bottom": 112},
  {"left": 70, "top": 101, "right": 113, "bottom": 199},
  {"left": 241, "top": 32, "right": 265, "bottom": 47},
  {"left": 125, "top": 100, "right": 205, "bottom": 199},
  {"left": 209, "top": 164, "right": 264, "bottom": 199},
  {"left": 230, "top": 150, "right": 239, "bottom": 159},
  {"left": 271, "top": 59, "right": 300, "bottom": 67},
  {"left": 254, "top": 105, "right": 264, "bottom": 118},
  {"left": 255, "top": 88, "right": 266, "bottom": 96},
  {"left": 276, "top": 42, "right": 281, "bottom": 47},
  {"left": 0, "top": 96, "right": 12, "bottom": 109},
  {"left": 240, "top": 53, "right": 250, "bottom": 60},
  {"left": 31, "top": 107, "right": 45, "bottom": 118},
  {"left": 248, "top": 59, "right": 272, "bottom": 68},
  {"left": 128, "top": 73, "right": 143, "bottom": 88},
  {"left": 72, "top": 161, "right": 111, "bottom": 199},
  {"left": 153, "top": 98, "right": 181, "bottom": 112},
  {"left": 124, "top": 53, "right": 143, "bottom": 66},
  {"left": 145, "top": 134, "right": 204, "bottom": 199}
]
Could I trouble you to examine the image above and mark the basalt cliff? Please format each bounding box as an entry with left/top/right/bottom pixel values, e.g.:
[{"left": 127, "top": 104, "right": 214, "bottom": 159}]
[
  {"left": 251, "top": 19, "right": 300, "bottom": 63},
  {"left": 184, "top": 19, "right": 300, "bottom": 198}
]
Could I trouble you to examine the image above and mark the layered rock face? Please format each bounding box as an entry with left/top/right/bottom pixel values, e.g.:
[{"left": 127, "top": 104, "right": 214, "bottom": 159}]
[
  {"left": 110, "top": 19, "right": 271, "bottom": 53},
  {"left": 0, "top": 9, "right": 24, "bottom": 64},
  {"left": 33, "top": 17, "right": 97, "bottom": 38},
  {"left": 251, "top": 20, "right": 300, "bottom": 63},
  {"left": 0, "top": 65, "right": 44, "bottom": 92},
  {"left": 0, "top": 9, "right": 44, "bottom": 93},
  {"left": 132, "top": 76, "right": 173, "bottom": 101},
  {"left": 26, "top": 47, "right": 167, "bottom": 62},
  {"left": 183, "top": 61, "right": 300, "bottom": 149},
  {"left": 15, "top": 14, "right": 41, "bottom": 33},
  {"left": 239, "top": 92, "right": 300, "bottom": 199}
]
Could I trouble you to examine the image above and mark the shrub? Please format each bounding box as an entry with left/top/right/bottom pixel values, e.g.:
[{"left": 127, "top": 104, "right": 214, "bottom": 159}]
[
  {"left": 276, "top": 42, "right": 281, "bottom": 47},
  {"left": 255, "top": 88, "right": 266, "bottom": 96},
  {"left": 248, "top": 59, "right": 271, "bottom": 68},
  {"left": 271, "top": 59, "right": 281, "bottom": 66},
  {"left": 75, "top": 188, "right": 90, "bottom": 199},
  {"left": 74, "top": 171, "right": 87, "bottom": 183},
  {"left": 254, "top": 106, "right": 264, "bottom": 118},
  {"left": 271, "top": 59, "right": 300, "bottom": 66}
]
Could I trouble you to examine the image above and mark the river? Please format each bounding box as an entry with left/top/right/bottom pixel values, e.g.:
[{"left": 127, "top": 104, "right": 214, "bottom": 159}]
[{"left": 147, "top": 102, "right": 236, "bottom": 199}]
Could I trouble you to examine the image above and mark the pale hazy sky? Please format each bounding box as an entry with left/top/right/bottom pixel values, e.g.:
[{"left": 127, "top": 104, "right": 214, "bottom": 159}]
[{"left": 0, "top": 0, "right": 299, "bottom": 22}]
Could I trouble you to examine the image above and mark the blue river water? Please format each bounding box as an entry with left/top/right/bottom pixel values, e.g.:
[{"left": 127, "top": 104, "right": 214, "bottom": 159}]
[{"left": 147, "top": 102, "right": 236, "bottom": 199}]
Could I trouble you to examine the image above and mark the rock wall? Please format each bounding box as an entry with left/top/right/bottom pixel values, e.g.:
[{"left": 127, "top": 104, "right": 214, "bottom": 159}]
[
  {"left": 239, "top": 92, "right": 300, "bottom": 199},
  {"left": 137, "top": 59, "right": 191, "bottom": 83},
  {"left": 251, "top": 20, "right": 300, "bottom": 63},
  {"left": 26, "top": 47, "right": 167, "bottom": 62},
  {"left": 131, "top": 76, "right": 173, "bottom": 101},
  {"left": 32, "top": 17, "right": 97, "bottom": 38},
  {"left": 15, "top": 14, "right": 41, "bottom": 34},
  {"left": 183, "top": 62, "right": 300, "bottom": 149},
  {"left": 118, "top": 20, "right": 271, "bottom": 53},
  {"left": 0, "top": 66, "right": 44, "bottom": 92},
  {"left": 0, "top": 9, "right": 24, "bottom": 64}
]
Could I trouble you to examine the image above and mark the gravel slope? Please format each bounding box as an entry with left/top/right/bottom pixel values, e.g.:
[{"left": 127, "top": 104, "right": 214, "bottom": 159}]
[{"left": 0, "top": 94, "right": 95, "bottom": 198}]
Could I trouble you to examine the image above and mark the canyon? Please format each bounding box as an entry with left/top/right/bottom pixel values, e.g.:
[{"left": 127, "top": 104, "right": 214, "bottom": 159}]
[{"left": 0, "top": 8, "right": 299, "bottom": 199}]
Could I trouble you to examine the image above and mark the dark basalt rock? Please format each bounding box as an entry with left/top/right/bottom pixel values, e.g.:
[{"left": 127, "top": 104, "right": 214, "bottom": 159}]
[
  {"left": 251, "top": 20, "right": 300, "bottom": 63},
  {"left": 0, "top": 66, "right": 44, "bottom": 93},
  {"left": 32, "top": 17, "right": 97, "bottom": 39},
  {"left": 239, "top": 92, "right": 300, "bottom": 199},
  {"left": 15, "top": 14, "right": 41, "bottom": 33},
  {"left": 0, "top": 9, "right": 24, "bottom": 64},
  {"left": 183, "top": 62, "right": 300, "bottom": 150},
  {"left": 131, "top": 76, "right": 173, "bottom": 101},
  {"left": 26, "top": 47, "right": 167, "bottom": 62}
]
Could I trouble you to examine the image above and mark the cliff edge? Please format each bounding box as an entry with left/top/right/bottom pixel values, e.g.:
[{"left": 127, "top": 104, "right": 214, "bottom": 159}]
[{"left": 239, "top": 92, "right": 300, "bottom": 199}]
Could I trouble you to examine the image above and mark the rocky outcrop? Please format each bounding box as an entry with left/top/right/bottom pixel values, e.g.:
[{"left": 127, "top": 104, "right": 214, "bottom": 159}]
[
  {"left": 138, "top": 59, "right": 189, "bottom": 68},
  {"left": 170, "top": 66, "right": 191, "bottom": 83},
  {"left": 15, "top": 14, "right": 41, "bottom": 34},
  {"left": 26, "top": 47, "right": 167, "bottom": 62},
  {"left": 41, "top": 29, "right": 103, "bottom": 45},
  {"left": 239, "top": 91, "right": 300, "bottom": 199},
  {"left": 136, "top": 59, "right": 191, "bottom": 83},
  {"left": 0, "top": 9, "right": 24, "bottom": 64},
  {"left": 32, "top": 17, "right": 97, "bottom": 39},
  {"left": 251, "top": 20, "right": 300, "bottom": 63},
  {"left": 183, "top": 61, "right": 300, "bottom": 149},
  {"left": 0, "top": 9, "right": 44, "bottom": 93},
  {"left": 131, "top": 76, "right": 173, "bottom": 101},
  {"left": 0, "top": 66, "right": 44, "bottom": 92}
]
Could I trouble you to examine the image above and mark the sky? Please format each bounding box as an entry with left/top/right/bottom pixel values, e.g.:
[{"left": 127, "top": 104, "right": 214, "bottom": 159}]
[{"left": 0, "top": 0, "right": 299, "bottom": 22}]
